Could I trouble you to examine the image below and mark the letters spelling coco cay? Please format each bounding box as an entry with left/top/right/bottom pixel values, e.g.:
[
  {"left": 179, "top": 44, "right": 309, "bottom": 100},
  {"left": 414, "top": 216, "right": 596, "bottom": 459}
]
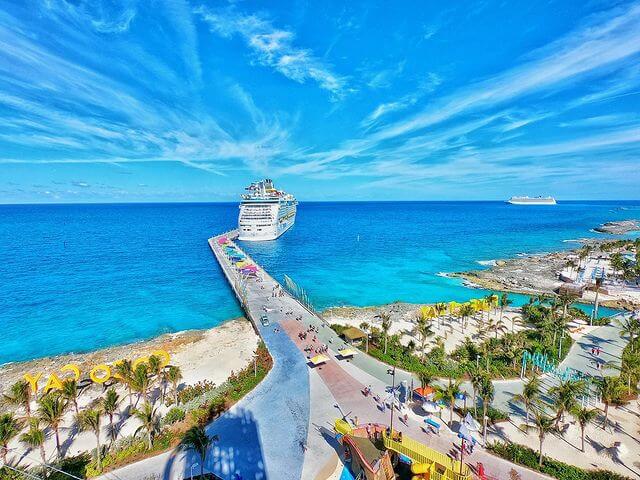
[{"left": 23, "top": 350, "right": 171, "bottom": 395}]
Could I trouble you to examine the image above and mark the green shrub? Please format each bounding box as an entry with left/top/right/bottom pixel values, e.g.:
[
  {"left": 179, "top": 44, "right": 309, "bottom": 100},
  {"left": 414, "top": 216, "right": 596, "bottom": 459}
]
[
  {"left": 178, "top": 380, "right": 217, "bottom": 404},
  {"left": 164, "top": 407, "right": 185, "bottom": 425}
]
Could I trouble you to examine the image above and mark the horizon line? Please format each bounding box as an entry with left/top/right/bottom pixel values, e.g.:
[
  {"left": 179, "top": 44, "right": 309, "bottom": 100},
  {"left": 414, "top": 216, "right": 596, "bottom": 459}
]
[{"left": 1, "top": 199, "right": 639, "bottom": 207}]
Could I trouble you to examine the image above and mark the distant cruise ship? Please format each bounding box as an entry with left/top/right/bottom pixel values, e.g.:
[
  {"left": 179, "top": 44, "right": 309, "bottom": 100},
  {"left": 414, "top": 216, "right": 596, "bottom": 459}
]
[
  {"left": 237, "top": 179, "right": 297, "bottom": 241},
  {"left": 507, "top": 196, "right": 557, "bottom": 205}
]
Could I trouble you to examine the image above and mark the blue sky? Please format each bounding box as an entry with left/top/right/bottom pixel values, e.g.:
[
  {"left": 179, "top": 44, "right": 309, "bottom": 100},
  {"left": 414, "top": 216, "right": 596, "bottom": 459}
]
[{"left": 1, "top": 0, "right": 640, "bottom": 202}]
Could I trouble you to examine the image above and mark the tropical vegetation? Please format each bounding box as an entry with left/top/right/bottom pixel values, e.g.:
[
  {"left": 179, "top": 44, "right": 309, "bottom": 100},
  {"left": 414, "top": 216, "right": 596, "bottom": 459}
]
[{"left": 0, "top": 342, "right": 272, "bottom": 479}]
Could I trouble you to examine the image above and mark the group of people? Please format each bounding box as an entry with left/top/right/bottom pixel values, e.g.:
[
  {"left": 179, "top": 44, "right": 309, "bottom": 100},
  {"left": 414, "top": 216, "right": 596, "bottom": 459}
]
[
  {"left": 271, "top": 285, "right": 285, "bottom": 298},
  {"left": 591, "top": 345, "right": 606, "bottom": 371}
]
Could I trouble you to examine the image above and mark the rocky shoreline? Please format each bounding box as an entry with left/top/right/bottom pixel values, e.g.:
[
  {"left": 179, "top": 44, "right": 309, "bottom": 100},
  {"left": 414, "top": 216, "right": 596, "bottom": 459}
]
[
  {"left": 450, "top": 238, "right": 639, "bottom": 310},
  {"left": 593, "top": 219, "right": 639, "bottom": 234}
]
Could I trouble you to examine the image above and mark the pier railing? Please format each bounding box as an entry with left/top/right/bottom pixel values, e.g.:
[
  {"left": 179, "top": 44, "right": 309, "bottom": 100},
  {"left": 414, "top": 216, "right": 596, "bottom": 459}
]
[{"left": 283, "top": 274, "right": 321, "bottom": 317}]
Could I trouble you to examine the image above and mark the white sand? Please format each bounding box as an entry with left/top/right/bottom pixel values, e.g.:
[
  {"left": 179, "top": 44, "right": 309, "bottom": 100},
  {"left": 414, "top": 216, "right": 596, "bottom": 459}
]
[
  {"left": 487, "top": 400, "right": 640, "bottom": 478},
  {"left": 3, "top": 318, "right": 259, "bottom": 467},
  {"left": 324, "top": 305, "right": 526, "bottom": 354}
]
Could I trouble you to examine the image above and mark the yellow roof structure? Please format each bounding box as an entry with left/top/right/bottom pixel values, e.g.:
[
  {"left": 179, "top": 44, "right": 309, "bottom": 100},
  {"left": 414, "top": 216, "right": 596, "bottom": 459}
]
[
  {"left": 235, "top": 261, "right": 249, "bottom": 268},
  {"left": 341, "top": 327, "right": 367, "bottom": 341},
  {"left": 309, "top": 354, "right": 329, "bottom": 366},
  {"left": 338, "top": 348, "right": 357, "bottom": 358}
]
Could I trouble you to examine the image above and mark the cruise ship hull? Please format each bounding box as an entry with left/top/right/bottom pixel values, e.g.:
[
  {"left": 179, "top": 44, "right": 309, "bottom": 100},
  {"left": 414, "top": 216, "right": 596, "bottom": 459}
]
[
  {"left": 238, "top": 212, "right": 296, "bottom": 241},
  {"left": 507, "top": 200, "right": 556, "bottom": 205}
]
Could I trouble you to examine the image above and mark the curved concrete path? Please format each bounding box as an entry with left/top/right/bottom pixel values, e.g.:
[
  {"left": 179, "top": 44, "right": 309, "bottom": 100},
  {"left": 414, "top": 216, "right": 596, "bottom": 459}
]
[{"left": 105, "top": 234, "right": 629, "bottom": 480}]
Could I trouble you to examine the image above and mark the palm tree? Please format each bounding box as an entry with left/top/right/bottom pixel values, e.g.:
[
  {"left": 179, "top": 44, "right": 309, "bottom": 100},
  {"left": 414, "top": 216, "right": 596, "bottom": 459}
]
[
  {"left": 77, "top": 408, "right": 103, "bottom": 472},
  {"left": 549, "top": 380, "right": 584, "bottom": 428},
  {"left": 20, "top": 418, "right": 47, "bottom": 465},
  {"left": 487, "top": 317, "right": 508, "bottom": 339},
  {"left": 61, "top": 379, "right": 80, "bottom": 415},
  {"left": 130, "top": 363, "right": 151, "bottom": 405},
  {"left": 617, "top": 316, "right": 640, "bottom": 352},
  {"left": 415, "top": 311, "right": 434, "bottom": 360},
  {"left": 147, "top": 355, "right": 164, "bottom": 404},
  {"left": 565, "top": 259, "right": 577, "bottom": 276},
  {"left": 468, "top": 366, "right": 484, "bottom": 417},
  {"left": 167, "top": 366, "right": 183, "bottom": 405},
  {"left": 102, "top": 388, "right": 120, "bottom": 443},
  {"left": 459, "top": 303, "right": 474, "bottom": 334},
  {"left": 0, "top": 412, "right": 21, "bottom": 464},
  {"left": 514, "top": 375, "right": 541, "bottom": 427},
  {"left": 3, "top": 380, "right": 32, "bottom": 419},
  {"left": 486, "top": 294, "right": 499, "bottom": 316},
  {"left": 595, "top": 376, "right": 625, "bottom": 429},
  {"left": 436, "top": 378, "right": 462, "bottom": 426},
  {"left": 558, "top": 292, "right": 574, "bottom": 320},
  {"left": 37, "top": 393, "right": 67, "bottom": 458},
  {"left": 179, "top": 425, "right": 213, "bottom": 478},
  {"left": 571, "top": 406, "right": 598, "bottom": 452},
  {"left": 531, "top": 409, "right": 555, "bottom": 467},
  {"left": 418, "top": 371, "right": 433, "bottom": 389},
  {"left": 133, "top": 402, "right": 160, "bottom": 450},
  {"left": 478, "top": 376, "right": 494, "bottom": 443},
  {"left": 379, "top": 312, "right": 392, "bottom": 354},
  {"left": 359, "top": 322, "right": 371, "bottom": 352},
  {"left": 499, "top": 292, "right": 512, "bottom": 325},
  {"left": 607, "top": 352, "right": 640, "bottom": 395},
  {"left": 114, "top": 359, "right": 134, "bottom": 406},
  {"left": 435, "top": 302, "right": 447, "bottom": 328}
]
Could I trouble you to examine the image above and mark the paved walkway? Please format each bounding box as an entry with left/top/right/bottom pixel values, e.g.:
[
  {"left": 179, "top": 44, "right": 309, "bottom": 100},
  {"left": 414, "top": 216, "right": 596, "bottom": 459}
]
[{"left": 106, "top": 233, "right": 628, "bottom": 480}]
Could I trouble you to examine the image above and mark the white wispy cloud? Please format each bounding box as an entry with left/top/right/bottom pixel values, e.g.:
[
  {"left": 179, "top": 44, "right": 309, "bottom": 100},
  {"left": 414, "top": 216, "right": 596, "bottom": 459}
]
[
  {"left": 194, "top": 5, "right": 348, "bottom": 97},
  {"left": 0, "top": 5, "right": 293, "bottom": 174},
  {"left": 558, "top": 113, "right": 638, "bottom": 128},
  {"left": 289, "top": 2, "right": 640, "bottom": 176},
  {"left": 362, "top": 72, "right": 442, "bottom": 127}
]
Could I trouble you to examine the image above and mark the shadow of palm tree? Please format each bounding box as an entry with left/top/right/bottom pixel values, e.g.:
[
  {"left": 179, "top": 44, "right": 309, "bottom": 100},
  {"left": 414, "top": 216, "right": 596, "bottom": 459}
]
[{"left": 60, "top": 421, "right": 79, "bottom": 458}]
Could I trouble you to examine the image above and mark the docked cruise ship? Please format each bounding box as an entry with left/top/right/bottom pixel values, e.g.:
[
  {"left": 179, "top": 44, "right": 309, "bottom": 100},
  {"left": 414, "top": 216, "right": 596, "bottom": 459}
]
[
  {"left": 507, "top": 196, "right": 557, "bottom": 205},
  {"left": 237, "top": 179, "right": 297, "bottom": 241}
]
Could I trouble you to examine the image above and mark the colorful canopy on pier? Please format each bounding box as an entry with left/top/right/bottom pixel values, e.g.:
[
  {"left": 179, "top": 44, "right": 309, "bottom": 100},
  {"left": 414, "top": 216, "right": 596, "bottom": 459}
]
[
  {"left": 309, "top": 354, "right": 329, "bottom": 366},
  {"left": 217, "top": 237, "right": 228, "bottom": 244},
  {"left": 338, "top": 348, "right": 357, "bottom": 358}
]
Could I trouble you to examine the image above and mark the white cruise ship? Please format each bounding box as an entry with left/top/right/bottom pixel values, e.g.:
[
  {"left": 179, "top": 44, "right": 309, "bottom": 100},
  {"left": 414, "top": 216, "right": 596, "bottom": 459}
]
[
  {"left": 237, "top": 179, "right": 297, "bottom": 241},
  {"left": 507, "top": 196, "right": 556, "bottom": 205}
]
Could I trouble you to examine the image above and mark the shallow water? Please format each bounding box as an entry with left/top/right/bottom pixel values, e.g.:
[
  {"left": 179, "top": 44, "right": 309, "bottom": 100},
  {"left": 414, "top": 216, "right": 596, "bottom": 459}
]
[{"left": 1, "top": 201, "right": 637, "bottom": 364}]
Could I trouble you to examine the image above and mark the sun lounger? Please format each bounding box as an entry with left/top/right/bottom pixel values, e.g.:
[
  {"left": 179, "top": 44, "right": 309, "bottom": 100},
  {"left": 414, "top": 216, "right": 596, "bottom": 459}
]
[{"left": 424, "top": 417, "right": 441, "bottom": 433}]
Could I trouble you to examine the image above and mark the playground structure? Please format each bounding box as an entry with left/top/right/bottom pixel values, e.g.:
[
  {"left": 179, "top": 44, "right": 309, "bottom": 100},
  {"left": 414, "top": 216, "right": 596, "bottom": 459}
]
[
  {"left": 520, "top": 350, "right": 601, "bottom": 407},
  {"left": 335, "top": 419, "right": 472, "bottom": 480}
]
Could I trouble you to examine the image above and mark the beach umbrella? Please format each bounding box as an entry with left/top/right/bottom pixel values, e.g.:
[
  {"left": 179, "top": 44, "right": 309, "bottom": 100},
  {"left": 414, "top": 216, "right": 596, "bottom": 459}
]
[
  {"left": 338, "top": 348, "right": 357, "bottom": 358},
  {"left": 309, "top": 354, "right": 329, "bottom": 366},
  {"left": 463, "top": 412, "right": 481, "bottom": 432},
  {"left": 421, "top": 401, "right": 440, "bottom": 414}
]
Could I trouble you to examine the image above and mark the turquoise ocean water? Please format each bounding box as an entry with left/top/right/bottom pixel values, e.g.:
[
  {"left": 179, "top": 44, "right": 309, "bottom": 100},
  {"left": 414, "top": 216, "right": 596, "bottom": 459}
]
[{"left": 1, "top": 201, "right": 638, "bottom": 364}]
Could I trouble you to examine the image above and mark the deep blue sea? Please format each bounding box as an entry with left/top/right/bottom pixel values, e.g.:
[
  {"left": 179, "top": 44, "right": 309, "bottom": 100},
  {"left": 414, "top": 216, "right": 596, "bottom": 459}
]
[{"left": 1, "top": 201, "right": 639, "bottom": 364}]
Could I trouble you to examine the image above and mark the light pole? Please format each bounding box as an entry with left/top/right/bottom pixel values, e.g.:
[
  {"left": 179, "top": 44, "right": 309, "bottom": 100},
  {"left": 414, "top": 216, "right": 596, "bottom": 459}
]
[
  {"left": 190, "top": 462, "right": 199, "bottom": 480},
  {"left": 387, "top": 367, "right": 396, "bottom": 435}
]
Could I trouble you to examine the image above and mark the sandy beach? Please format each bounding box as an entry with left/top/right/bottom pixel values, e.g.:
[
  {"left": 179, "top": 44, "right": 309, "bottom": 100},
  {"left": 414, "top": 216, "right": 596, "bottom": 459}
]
[
  {"left": 323, "top": 302, "right": 526, "bottom": 354},
  {"left": 1, "top": 318, "right": 260, "bottom": 465}
]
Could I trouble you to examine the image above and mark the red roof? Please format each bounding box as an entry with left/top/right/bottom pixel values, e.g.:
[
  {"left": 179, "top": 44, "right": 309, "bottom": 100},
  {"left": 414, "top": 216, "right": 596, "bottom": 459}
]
[{"left": 413, "top": 386, "right": 435, "bottom": 397}]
